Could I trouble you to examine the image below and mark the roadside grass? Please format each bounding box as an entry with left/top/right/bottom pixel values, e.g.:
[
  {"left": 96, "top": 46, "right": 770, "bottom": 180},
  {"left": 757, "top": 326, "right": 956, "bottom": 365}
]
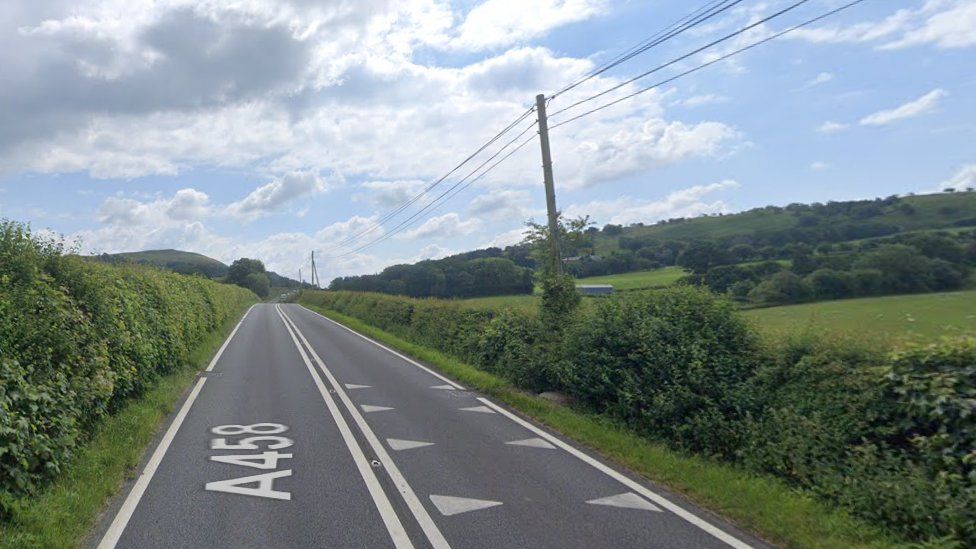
[
  {"left": 0, "top": 304, "right": 253, "bottom": 549},
  {"left": 744, "top": 290, "right": 976, "bottom": 343},
  {"left": 301, "top": 303, "right": 902, "bottom": 549},
  {"left": 575, "top": 266, "right": 687, "bottom": 290}
]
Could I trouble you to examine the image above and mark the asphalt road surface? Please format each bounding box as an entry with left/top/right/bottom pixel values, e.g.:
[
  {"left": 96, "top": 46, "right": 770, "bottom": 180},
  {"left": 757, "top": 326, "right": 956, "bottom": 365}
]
[{"left": 92, "top": 303, "right": 768, "bottom": 549}]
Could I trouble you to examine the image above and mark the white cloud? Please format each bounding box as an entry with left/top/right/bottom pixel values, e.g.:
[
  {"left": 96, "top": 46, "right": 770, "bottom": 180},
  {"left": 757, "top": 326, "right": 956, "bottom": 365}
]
[
  {"left": 818, "top": 121, "right": 849, "bottom": 134},
  {"left": 671, "top": 93, "right": 729, "bottom": 108},
  {"left": 227, "top": 171, "right": 337, "bottom": 220},
  {"left": 468, "top": 189, "right": 530, "bottom": 220},
  {"left": 357, "top": 180, "right": 428, "bottom": 209},
  {"left": 810, "top": 161, "right": 831, "bottom": 171},
  {"left": 940, "top": 164, "right": 976, "bottom": 190},
  {"left": 396, "top": 212, "right": 481, "bottom": 240},
  {"left": 485, "top": 226, "right": 531, "bottom": 249},
  {"left": 564, "top": 180, "right": 740, "bottom": 226},
  {"left": 166, "top": 188, "right": 210, "bottom": 220},
  {"left": 806, "top": 72, "right": 834, "bottom": 87},
  {"left": 859, "top": 89, "right": 947, "bottom": 127},
  {"left": 450, "top": 0, "right": 606, "bottom": 50},
  {"left": 790, "top": 1, "right": 976, "bottom": 51}
]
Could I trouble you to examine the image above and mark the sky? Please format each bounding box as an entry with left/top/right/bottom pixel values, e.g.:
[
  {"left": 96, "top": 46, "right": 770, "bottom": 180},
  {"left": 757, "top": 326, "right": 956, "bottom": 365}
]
[{"left": 1, "top": 0, "right": 974, "bottom": 282}]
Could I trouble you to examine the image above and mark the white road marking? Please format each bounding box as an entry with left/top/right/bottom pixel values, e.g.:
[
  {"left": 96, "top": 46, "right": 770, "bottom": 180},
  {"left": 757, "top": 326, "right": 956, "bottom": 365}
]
[
  {"left": 587, "top": 492, "right": 662, "bottom": 512},
  {"left": 459, "top": 405, "right": 495, "bottom": 414},
  {"left": 99, "top": 305, "right": 254, "bottom": 548},
  {"left": 387, "top": 438, "right": 435, "bottom": 451},
  {"left": 293, "top": 304, "right": 465, "bottom": 390},
  {"left": 476, "top": 397, "right": 753, "bottom": 549},
  {"left": 97, "top": 377, "right": 208, "bottom": 549},
  {"left": 345, "top": 383, "right": 372, "bottom": 390},
  {"left": 429, "top": 495, "right": 502, "bottom": 517},
  {"left": 278, "top": 307, "right": 450, "bottom": 549},
  {"left": 361, "top": 404, "right": 394, "bottom": 413},
  {"left": 205, "top": 469, "right": 293, "bottom": 501},
  {"left": 430, "top": 384, "right": 456, "bottom": 390},
  {"left": 205, "top": 305, "right": 254, "bottom": 372},
  {"left": 274, "top": 306, "right": 414, "bottom": 549},
  {"left": 505, "top": 437, "right": 556, "bottom": 449}
]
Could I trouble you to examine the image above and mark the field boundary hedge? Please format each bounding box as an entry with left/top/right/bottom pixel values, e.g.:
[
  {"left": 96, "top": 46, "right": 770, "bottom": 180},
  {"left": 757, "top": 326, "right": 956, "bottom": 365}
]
[
  {"left": 300, "top": 289, "right": 975, "bottom": 546},
  {"left": 0, "top": 220, "right": 257, "bottom": 514}
]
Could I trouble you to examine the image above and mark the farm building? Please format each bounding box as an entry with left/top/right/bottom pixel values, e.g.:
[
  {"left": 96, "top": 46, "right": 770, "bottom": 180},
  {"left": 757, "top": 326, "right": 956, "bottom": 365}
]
[{"left": 577, "top": 284, "right": 613, "bottom": 296}]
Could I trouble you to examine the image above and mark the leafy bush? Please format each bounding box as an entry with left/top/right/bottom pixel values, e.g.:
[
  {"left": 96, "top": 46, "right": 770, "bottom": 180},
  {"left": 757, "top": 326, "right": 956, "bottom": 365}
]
[
  {"left": 0, "top": 221, "right": 256, "bottom": 514},
  {"left": 560, "top": 287, "right": 761, "bottom": 456}
]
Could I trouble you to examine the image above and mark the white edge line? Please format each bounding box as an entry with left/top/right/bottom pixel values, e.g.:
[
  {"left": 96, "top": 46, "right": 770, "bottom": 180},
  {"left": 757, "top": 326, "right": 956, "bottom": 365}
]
[
  {"left": 476, "top": 397, "right": 753, "bottom": 549},
  {"left": 99, "top": 304, "right": 255, "bottom": 548},
  {"left": 279, "top": 307, "right": 450, "bottom": 549},
  {"left": 205, "top": 305, "right": 254, "bottom": 372},
  {"left": 97, "top": 377, "right": 207, "bottom": 549},
  {"left": 292, "top": 304, "right": 465, "bottom": 390},
  {"left": 274, "top": 305, "right": 414, "bottom": 549}
]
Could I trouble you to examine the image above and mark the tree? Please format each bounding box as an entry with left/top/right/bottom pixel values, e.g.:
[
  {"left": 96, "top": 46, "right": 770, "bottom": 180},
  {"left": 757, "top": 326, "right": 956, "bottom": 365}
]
[
  {"left": 227, "top": 258, "right": 266, "bottom": 285},
  {"left": 805, "top": 269, "right": 854, "bottom": 300},
  {"left": 748, "top": 271, "right": 810, "bottom": 304},
  {"left": 854, "top": 245, "right": 933, "bottom": 293},
  {"left": 676, "top": 241, "right": 732, "bottom": 274},
  {"left": 243, "top": 272, "right": 271, "bottom": 298}
]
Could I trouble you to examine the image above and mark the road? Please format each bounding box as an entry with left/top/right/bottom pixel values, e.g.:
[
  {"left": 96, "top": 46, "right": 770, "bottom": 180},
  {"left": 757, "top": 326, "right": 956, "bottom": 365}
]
[{"left": 92, "top": 303, "right": 767, "bottom": 549}]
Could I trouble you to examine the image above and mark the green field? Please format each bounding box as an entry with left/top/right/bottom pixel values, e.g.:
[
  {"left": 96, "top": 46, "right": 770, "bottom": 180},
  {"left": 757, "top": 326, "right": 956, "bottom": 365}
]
[
  {"left": 457, "top": 267, "right": 687, "bottom": 311},
  {"left": 745, "top": 290, "right": 976, "bottom": 341},
  {"left": 575, "top": 266, "right": 686, "bottom": 290}
]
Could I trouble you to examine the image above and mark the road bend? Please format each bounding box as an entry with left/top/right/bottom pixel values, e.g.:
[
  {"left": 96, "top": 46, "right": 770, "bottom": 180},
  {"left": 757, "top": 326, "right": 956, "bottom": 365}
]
[{"left": 92, "top": 303, "right": 768, "bottom": 549}]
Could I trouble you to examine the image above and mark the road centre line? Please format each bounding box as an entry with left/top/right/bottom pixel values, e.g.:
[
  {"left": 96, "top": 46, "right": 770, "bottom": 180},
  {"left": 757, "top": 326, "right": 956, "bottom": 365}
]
[
  {"left": 476, "top": 397, "right": 753, "bottom": 549},
  {"left": 294, "top": 304, "right": 465, "bottom": 390},
  {"left": 97, "top": 377, "right": 208, "bottom": 549},
  {"left": 273, "top": 305, "right": 413, "bottom": 549},
  {"left": 278, "top": 307, "right": 451, "bottom": 549}
]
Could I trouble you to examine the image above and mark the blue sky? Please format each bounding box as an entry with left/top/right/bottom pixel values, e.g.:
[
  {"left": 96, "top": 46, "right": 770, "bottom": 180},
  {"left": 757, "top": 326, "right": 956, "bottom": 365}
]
[{"left": 1, "top": 0, "right": 974, "bottom": 281}]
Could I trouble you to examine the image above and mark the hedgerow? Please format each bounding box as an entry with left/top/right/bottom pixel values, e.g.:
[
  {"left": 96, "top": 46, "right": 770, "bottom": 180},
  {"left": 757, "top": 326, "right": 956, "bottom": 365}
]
[
  {"left": 302, "top": 287, "right": 976, "bottom": 545},
  {"left": 0, "top": 221, "right": 256, "bottom": 515}
]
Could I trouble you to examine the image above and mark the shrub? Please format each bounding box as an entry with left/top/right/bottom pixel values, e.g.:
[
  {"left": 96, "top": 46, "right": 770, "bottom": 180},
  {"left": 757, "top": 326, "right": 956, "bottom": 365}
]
[
  {"left": 0, "top": 221, "right": 256, "bottom": 514},
  {"left": 560, "top": 287, "right": 761, "bottom": 456}
]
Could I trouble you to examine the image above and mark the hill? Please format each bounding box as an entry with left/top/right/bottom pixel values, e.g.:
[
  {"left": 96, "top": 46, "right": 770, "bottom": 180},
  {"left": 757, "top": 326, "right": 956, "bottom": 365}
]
[
  {"left": 592, "top": 191, "right": 976, "bottom": 255},
  {"left": 93, "top": 249, "right": 303, "bottom": 287},
  {"left": 97, "top": 249, "right": 229, "bottom": 278}
]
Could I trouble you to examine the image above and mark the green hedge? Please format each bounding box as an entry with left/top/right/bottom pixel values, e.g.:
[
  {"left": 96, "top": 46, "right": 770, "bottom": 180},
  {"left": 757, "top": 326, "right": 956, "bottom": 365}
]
[
  {"left": 0, "top": 221, "right": 256, "bottom": 514},
  {"left": 301, "top": 288, "right": 976, "bottom": 545}
]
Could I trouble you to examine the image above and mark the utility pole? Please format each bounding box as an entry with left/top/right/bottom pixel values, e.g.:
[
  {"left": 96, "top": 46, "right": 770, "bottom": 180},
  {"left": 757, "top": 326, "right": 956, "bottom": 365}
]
[
  {"left": 310, "top": 251, "right": 320, "bottom": 289},
  {"left": 535, "top": 94, "right": 562, "bottom": 273},
  {"left": 299, "top": 268, "right": 303, "bottom": 286}
]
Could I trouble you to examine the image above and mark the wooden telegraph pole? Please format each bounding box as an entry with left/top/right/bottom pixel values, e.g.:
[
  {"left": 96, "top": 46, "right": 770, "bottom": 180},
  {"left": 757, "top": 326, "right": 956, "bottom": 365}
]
[{"left": 535, "top": 94, "right": 562, "bottom": 273}]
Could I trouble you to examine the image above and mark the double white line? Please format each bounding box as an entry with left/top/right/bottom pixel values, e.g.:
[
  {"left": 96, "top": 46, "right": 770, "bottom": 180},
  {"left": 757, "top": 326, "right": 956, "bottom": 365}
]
[{"left": 274, "top": 305, "right": 449, "bottom": 549}]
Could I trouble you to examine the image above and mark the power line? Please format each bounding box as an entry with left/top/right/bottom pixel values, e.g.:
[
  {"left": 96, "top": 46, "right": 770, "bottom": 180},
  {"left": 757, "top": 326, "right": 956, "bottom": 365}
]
[
  {"left": 550, "top": 0, "right": 744, "bottom": 100},
  {"left": 548, "top": 0, "right": 814, "bottom": 120},
  {"left": 550, "top": 0, "right": 869, "bottom": 131},
  {"left": 319, "top": 106, "right": 536, "bottom": 253},
  {"left": 328, "top": 121, "right": 539, "bottom": 258}
]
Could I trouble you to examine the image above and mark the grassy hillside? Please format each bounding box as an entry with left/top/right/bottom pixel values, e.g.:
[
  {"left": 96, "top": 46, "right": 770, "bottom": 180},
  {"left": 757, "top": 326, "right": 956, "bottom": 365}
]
[
  {"left": 593, "top": 191, "right": 976, "bottom": 254},
  {"left": 101, "top": 249, "right": 229, "bottom": 277},
  {"left": 745, "top": 290, "right": 976, "bottom": 341}
]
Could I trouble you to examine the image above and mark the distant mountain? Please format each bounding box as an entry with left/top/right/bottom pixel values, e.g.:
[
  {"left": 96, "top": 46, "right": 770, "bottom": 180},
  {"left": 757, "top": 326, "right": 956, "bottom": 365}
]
[{"left": 91, "top": 249, "right": 303, "bottom": 287}]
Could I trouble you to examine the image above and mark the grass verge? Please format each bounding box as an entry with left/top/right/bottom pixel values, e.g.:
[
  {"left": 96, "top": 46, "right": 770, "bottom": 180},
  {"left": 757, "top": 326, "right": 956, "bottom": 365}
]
[
  {"left": 301, "top": 302, "right": 902, "bottom": 549},
  {"left": 0, "top": 304, "right": 253, "bottom": 549}
]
